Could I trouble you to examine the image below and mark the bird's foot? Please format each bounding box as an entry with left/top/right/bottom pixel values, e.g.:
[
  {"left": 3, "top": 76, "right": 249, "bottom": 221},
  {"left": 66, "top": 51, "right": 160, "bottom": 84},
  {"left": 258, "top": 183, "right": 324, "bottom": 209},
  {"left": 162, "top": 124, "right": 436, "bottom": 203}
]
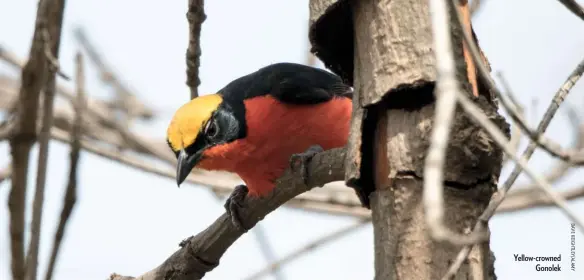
[
  {"left": 224, "top": 184, "right": 250, "bottom": 232},
  {"left": 289, "top": 145, "right": 325, "bottom": 186}
]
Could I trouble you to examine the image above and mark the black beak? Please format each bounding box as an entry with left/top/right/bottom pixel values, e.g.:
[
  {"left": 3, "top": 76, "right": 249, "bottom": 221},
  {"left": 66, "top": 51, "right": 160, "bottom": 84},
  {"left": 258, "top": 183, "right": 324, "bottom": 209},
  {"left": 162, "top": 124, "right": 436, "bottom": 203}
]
[{"left": 176, "top": 149, "right": 201, "bottom": 187}]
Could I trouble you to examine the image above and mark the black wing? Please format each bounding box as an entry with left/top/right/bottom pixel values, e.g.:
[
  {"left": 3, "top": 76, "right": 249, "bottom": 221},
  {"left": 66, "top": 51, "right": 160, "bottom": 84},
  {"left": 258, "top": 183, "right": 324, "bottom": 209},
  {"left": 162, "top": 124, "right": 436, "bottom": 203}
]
[{"left": 218, "top": 62, "right": 352, "bottom": 105}]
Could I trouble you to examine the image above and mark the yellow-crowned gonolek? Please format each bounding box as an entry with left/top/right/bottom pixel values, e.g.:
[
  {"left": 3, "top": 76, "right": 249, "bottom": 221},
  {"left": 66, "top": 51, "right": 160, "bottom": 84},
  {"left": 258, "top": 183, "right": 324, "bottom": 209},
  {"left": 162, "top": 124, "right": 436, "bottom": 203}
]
[{"left": 166, "top": 62, "right": 360, "bottom": 230}]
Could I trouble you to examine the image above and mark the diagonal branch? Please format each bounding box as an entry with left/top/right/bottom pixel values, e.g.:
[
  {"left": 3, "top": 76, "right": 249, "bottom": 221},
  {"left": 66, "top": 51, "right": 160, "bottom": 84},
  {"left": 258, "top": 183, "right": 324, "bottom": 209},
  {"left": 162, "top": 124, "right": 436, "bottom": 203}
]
[
  {"left": 456, "top": 91, "right": 584, "bottom": 232},
  {"left": 443, "top": 0, "right": 584, "bottom": 277},
  {"left": 557, "top": 0, "right": 584, "bottom": 21},
  {"left": 511, "top": 105, "right": 584, "bottom": 190},
  {"left": 457, "top": 1, "right": 584, "bottom": 165},
  {"left": 243, "top": 218, "right": 371, "bottom": 280},
  {"left": 72, "top": 27, "right": 154, "bottom": 120},
  {"left": 497, "top": 184, "right": 584, "bottom": 214},
  {"left": 0, "top": 42, "right": 69, "bottom": 80},
  {"left": 109, "top": 147, "right": 346, "bottom": 280}
]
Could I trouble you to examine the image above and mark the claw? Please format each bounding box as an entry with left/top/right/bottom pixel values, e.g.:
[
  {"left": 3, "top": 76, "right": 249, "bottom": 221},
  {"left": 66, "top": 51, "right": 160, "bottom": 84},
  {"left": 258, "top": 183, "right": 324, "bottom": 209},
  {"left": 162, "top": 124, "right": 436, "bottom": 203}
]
[
  {"left": 224, "top": 184, "right": 250, "bottom": 232},
  {"left": 289, "top": 145, "right": 324, "bottom": 186}
]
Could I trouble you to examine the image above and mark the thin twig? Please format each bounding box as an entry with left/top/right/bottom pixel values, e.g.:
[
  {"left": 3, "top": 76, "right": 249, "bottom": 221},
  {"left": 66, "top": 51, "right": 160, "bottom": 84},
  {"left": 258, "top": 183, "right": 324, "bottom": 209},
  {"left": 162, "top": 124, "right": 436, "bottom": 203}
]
[
  {"left": 496, "top": 72, "right": 523, "bottom": 163},
  {"left": 458, "top": 0, "right": 584, "bottom": 165},
  {"left": 512, "top": 105, "right": 583, "bottom": 190},
  {"left": 469, "top": 0, "right": 482, "bottom": 16},
  {"left": 186, "top": 0, "right": 206, "bottom": 99},
  {"left": 498, "top": 184, "right": 584, "bottom": 214},
  {"left": 424, "top": 0, "right": 488, "bottom": 245},
  {"left": 249, "top": 225, "right": 285, "bottom": 280},
  {"left": 72, "top": 27, "right": 154, "bottom": 120},
  {"left": 0, "top": 47, "right": 142, "bottom": 140},
  {"left": 0, "top": 163, "right": 11, "bottom": 184},
  {"left": 495, "top": 66, "right": 584, "bottom": 164},
  {"left": 25, "top": 24, "right": 63, "bottom": 280},
  {"left": 557, "top": 0, "right": 584, "bottom": 21},
  {"left": 443, "top": 0, "right": 584, "bottom": 277},
  {"left": 47, "top": 127, "right": 366, "bottom": 217},
  {"left": 44, "top": 51, "right": 85, "bottom": 280},
  {"left": 456, "top": 92, "right": 584, "bottom": 230},
  {"left": 9, "top": 1, "right": 66, "bottom": 279},
  {"left": 443, "top": 92, "right": 584, "bottom": 280},
  {"left": 243, "top": 219, "right": 371, "bottom": 280},
  {"left": 1, "top": 43, "right": 70, "bottom": 80}
]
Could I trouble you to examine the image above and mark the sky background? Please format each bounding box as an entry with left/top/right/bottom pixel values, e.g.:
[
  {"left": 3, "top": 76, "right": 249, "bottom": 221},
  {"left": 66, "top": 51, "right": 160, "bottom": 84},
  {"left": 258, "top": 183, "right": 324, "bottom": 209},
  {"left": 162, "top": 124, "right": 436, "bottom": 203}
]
[{"left": 1, "top": 0, "right": 583, "bottom": 279}]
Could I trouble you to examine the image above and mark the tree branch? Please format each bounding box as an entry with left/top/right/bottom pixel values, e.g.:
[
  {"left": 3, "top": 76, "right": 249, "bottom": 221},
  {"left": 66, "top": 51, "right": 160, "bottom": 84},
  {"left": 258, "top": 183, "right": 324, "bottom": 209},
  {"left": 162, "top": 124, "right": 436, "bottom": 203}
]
[
  {"left": 424, "top": 0, "right": 487, "bottom": 245},
  {"left": 25, "top": 22, "right": 65, "bottom": 280},
  {"left": 496, "top": 72, "right": 524, "bottom": 164},
  {"left": 497, "top": 184, "right": 584, "bottom": 214},
  {"left": 443, "top": 0, "right": 584, "bottom": 277},
  {"left": 0, "top": 41, "right": 69, "bottom": 80},
  {"left": 243, "top": 218, "right": 370, "bottom": 280},
  {"left": 458, "top": 0, "right": 584, "bottom": 165},
  {"left": 0, "top": 163, "right": 11, "bottom": 185},
  {"left": 8, "top": 0, "right": 66, "bottom": 278},
  {"left": 186, "top": 0, "right": 206, "bottom": 99},
  {"left": 557, "top": 0, "right": 584, "bottom": 21},
  {"left": 43, "top": 51, "right": 85, "bottom": 280},
  {"left": 72, "top": 27, "right": 154, "bottom": 121},
  {"left": 109, "top": 147, "right": 346, "bottom": 280}
]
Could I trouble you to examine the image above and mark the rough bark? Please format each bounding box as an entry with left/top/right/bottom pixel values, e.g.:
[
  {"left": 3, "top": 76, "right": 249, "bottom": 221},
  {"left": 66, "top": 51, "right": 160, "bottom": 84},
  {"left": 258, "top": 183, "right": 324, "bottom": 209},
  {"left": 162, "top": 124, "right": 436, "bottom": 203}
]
[{"left": 310, "top": 0, "right": 505, "bottom": 279}]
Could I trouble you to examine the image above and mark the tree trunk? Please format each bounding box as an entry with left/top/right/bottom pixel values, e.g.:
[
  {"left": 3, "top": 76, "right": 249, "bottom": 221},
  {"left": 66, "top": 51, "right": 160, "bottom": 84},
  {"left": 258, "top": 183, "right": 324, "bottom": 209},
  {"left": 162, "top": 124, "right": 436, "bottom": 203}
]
[{"left": 309, "top": 0, "right": 507, "bottom": 279}]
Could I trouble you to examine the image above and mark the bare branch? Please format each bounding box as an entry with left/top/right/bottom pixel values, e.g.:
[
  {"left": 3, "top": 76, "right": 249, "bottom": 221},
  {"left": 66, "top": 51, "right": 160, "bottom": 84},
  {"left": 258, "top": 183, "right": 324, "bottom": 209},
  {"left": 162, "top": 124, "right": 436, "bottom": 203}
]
[
  {"left": 457, "top": 92, "right": 584, "bottom": 229},
  {"left": 512, "top": 105, "right": 583, "bottom": 190},
  {"left": 443, "top": 0, "right": 584, "bottom": 277},
  {"left": 424, "top": 0, "right": 487, "bottom": 245},
  {"left": 557, "top": 0, "right": 584, "bottom": 21},
  {"left": 495, "top": 62, "right": 584, "bottom": 164},
  {"left": 0, "top": 163, "right": 11, "bottom": 184},
  {"left": 8, "top": 1, "right": 66, "bottom": 278},
  {"left": 244, "top": 218, "right": 370, "bottom": 280},
  {"left": 0, "top": 49, "right": 142, "bottom": 141},
  {"left": 186, "top": 0, "right": 206, "bottom": 99},
  {"left": 443, "top": 91, "right": 584, "bottom": 279},
  {"left": 497, "top": 184, "right": 584, "bottom": 214},
  {"left": 25, "top": 23, "right": 64, "bottom": 280},
  {"left": 44, "top": 51, "right": 85, "bottom": 280},
  {"left": 469, "top": 0, "right": 482, "bottom": 16},
  {"left": 496, "top": 72, "right": 523, "bottom": 164},
  {"left": 1, "top": 43, "right": 69, "bottom": 80},
  {"left": 461, "top": 3, "right": 584, "bottom": 165},
  {"left": 0, "top": 119, "right": 15, "bottom": 141},
  {"left": 248, "top": 225, "right": 285, "bottom": 280},
  {"left": 72, "top": 27, "right": 154, "bottom": 120},
  {"left": 110, "top": 147, "right": 346, "bottom": 280}
]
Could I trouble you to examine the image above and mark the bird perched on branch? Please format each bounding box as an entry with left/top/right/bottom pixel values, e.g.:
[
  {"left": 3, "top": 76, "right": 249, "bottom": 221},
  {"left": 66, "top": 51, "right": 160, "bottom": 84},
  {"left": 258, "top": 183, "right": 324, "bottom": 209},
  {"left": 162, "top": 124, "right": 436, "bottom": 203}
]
[{"left": 166, "top": 62, "right": 353, "bottom": 231}]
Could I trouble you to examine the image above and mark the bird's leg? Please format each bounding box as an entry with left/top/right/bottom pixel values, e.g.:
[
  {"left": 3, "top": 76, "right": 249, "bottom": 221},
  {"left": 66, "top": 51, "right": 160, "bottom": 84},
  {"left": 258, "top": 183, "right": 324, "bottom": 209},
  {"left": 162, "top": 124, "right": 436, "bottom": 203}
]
[
  {"left": 289, "top": 145, "right": 325, "bottom": 186},
  {"left": 224, "top": 184, "right": 250, "bottom": 232}
]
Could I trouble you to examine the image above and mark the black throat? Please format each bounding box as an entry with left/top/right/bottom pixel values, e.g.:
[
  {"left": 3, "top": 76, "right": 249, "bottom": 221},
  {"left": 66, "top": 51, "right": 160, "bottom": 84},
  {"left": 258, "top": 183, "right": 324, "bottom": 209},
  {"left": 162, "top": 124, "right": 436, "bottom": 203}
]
[{"left": 182, "top": 98, "right": 247, "bottom": 157}]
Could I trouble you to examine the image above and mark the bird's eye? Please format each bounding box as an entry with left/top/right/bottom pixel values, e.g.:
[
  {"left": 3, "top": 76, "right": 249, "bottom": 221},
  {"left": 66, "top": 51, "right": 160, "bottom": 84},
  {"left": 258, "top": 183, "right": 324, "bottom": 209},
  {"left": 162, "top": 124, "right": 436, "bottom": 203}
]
[{"left": 204, "top": 119, "right": 219, "bottom": 138}]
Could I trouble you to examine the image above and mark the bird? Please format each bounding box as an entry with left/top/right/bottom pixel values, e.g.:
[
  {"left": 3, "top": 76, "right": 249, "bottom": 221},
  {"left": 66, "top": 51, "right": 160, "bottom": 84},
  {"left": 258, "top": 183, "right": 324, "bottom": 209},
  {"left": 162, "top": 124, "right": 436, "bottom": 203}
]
[{"left": 166, "top": 62, "right": 354, "bottom": 231}]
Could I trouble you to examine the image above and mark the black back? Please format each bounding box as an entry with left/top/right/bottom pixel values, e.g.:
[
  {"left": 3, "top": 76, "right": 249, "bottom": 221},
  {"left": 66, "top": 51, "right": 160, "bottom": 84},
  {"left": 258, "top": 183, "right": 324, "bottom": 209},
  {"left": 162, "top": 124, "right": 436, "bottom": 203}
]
[{"left": 217, "top": 62, "right": 353, "bottom": 105}]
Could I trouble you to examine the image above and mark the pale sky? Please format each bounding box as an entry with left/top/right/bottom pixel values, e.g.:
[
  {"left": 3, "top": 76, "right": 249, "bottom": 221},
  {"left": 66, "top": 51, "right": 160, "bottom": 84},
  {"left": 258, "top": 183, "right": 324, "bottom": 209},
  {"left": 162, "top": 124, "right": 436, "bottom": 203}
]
[{"left": 1, "top": 0, "right": 583, "bottom": 279}]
